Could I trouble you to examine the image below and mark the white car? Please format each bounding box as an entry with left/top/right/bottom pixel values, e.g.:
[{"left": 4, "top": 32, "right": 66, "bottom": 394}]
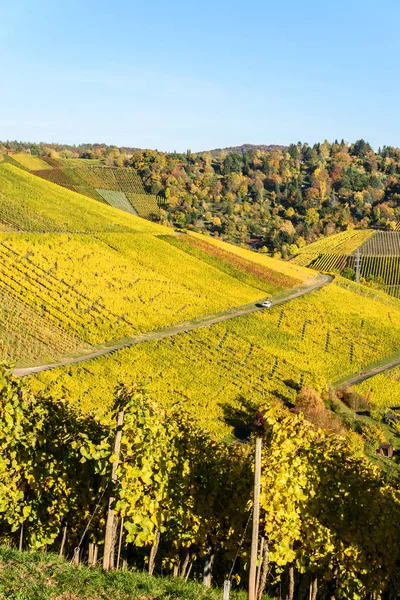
[{"left": 261, "top": 299, "right": 272, "bottom": 308}]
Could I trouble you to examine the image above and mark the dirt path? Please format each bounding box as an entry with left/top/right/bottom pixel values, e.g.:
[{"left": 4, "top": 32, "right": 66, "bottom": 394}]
[
  {"left": 12, "top": 274, "right": 331, "bottom": 377},
  {"left": 334, "top": 356, "right": 400, "bottom": 389}
]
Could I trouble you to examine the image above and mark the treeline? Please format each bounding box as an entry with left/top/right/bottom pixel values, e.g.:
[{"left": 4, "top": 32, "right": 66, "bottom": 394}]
[
  {"left": 128, "top": 140, "right": 400, "bottom": 255},
  {"left": 1, "top": 367, "right": 400, "bottom": 599},
  {"left": 0, "top": 141, "right": 141, "bottom": 163}
]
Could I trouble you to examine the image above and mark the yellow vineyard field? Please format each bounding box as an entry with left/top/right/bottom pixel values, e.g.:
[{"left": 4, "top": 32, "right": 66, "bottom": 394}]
[{"left": 30, "top": 281, "right": 400, "bottom": 436}]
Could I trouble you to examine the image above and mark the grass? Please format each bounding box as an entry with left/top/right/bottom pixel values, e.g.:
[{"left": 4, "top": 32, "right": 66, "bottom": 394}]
[{"left": 0, "top": 547, "right": 251, "bottom": 600}]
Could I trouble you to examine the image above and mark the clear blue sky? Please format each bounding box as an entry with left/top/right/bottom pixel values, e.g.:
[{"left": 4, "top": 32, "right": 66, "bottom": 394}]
[{"left": 0, "top": 0, "right": 399, "bottom": 152}]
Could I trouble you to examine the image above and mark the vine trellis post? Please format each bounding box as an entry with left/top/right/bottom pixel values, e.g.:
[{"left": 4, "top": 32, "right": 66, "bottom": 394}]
[
  {"left": 103, "top": 410, "right": 124, "bottom": 571},
  {"left": 248, "top": 437, "right": 262, "bottom": 600}
]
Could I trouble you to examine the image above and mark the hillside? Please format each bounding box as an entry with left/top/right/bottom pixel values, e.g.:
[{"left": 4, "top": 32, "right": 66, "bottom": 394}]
[
  {"left": 34, "top": 163, "right": 161, "bottom": 218},
  {"left": 1, "top": 153, "right": 161, "bottom": 218},
  {"left": 1, "top": 144, "right": 400, "bottom": 600},
  {"left": 292, "top": 228, "right": 400, "bottom": 298},
  {"left": 29, "top": 278, "right": 400, "bottom": 436},
  {"left": 3, "top": 141, "right": 400, "bottom": 260},
  {"left": 0, "top": 163, "right": 310, "bottom": 367}
]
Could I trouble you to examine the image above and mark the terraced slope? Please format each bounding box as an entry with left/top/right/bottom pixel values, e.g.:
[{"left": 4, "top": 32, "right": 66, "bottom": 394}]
[
  {"left": 0, "top": 164, "right": 309, "bottom": 366},
  {"left": 293, "top": 229, "right": 400, "bottom": 298},
  {"left": 32, "top": 164, "right": 160, "bottom": 217},
  {"left": 2, "top": 155, "right": 160, "bottom": 218},
  {"left": 0, "top": 163, "right": 163, "bottom": 233},
  {"left": 30, "top": 278, "right": 400, "bottom": 435}
]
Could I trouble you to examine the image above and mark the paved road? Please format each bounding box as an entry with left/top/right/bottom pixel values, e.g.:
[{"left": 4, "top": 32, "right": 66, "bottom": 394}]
[
  {"left": 12, "top": 274, "right": 332, "bottom": 377},
  {"left": 334, "top": 355, "right": 400, "bottom": 389}
]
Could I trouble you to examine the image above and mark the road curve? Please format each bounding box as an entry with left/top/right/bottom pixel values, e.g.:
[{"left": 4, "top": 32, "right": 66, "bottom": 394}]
[
  {"left": 334, "top": 355, "right": 400, "bottom": 389},
  {"left": 12, "top": 274, "right": 332, "bottom": 378}
]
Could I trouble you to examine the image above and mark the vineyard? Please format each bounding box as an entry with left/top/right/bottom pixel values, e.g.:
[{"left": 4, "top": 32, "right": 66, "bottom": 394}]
[
  {"left": 10, "top": 153, "right": 50, "bottom": 171},
  {"left": 30, "top": 280, "right": 400, "bottom": 435},
  {"left": 160, "top": 234, "right": 301, "bottom": 293},
  {"left": 0, "top": 153, "right": 162, "bottom": 219},
  {"left": 294, "top": 229, "right": 375, "bottom": 255},
  {"left": 360, "top": 231, "right": 400, "bottom": 255},
  {"left": 3, "top": 371, "right": 400, "bottom": 600},
  {"left": 1, "top": 154, "right": 400, "bottom": 599},
  {"left": 0, "top": 284, "right": 89, "bottom": 366},
  {"left": 352, "top": 366, "right": 400, "bottom": 410},
  {"left": 189, "top": 232, "right": 311, "bottom": 283},
  {"left": 96, "top": 189, "right": 138, "bottom": 214},
  {"left": 67, "top": 166, "right": 161, "bottom": 218},
  {"left": 293, "top": 229, "right": 400, "bottom": 298},
  {"left": 0, "top": 231, "right": 286, "bottom": 362},
  {"left": 31, "top": 162, "right": 160, "bottom": 218},
  {"left": 0, "top": 164, "right": 313, "bottom": 365},
  {"left": 0, "top": 163, "right": 167, "bottom": 233}
]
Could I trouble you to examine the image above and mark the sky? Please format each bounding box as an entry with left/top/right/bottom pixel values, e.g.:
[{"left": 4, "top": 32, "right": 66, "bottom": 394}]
[{"left": 0, "top": 0, "right": 399, "bottom": 152}]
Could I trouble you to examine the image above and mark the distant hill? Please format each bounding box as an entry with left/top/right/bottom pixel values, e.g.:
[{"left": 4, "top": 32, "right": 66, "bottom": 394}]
[{"left": 197, "top": 143, "right": 286, "bottom": 156}]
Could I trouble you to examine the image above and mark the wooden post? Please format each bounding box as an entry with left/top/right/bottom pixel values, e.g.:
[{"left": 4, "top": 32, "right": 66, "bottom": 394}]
[
  {"left": 185, "top": 560, "right": 193, "bottom": 582},
  {"left": 249, "top": 437, "right": 262, "bottom": 600},
  {"left": 116, "top": 516, "right": 124, "bottom": 570},
  {"left": 255, "top": 536, "right": 264, "bottom": 599},
  {"left": 88, "top": 542, "right": 95, "bottom": 566},
  {"left": 59, "top": 523, "right": 67, "bottom": 558},
  {"left": 103, "top": 410, "right": 124, "bottom": 571},
  {"left": 19, "top": 523, "right": 24, "bottom": 552},
  {"left": 148, "top": 528, "right": 160, "bottom": 576},
  {"left": 311, "top": 576, "right": 318, "bottom": 600},
  {"left": 326, "top": 578, "right": 336, "bottom": 600},
  {"left": 179, "top": 551, "right": 190, "bottom": 578},
  {"left": 93, "top": 544, "right": 98, "bottom": 566},
  {"left": 203, "top": 541, "right": 214, "bottom": 587},
  {"left": 288, "top": 563, "right": 295, "bottom": 600},
  {"left": 109, "top": 515, "right": 119, "bottom": 570},
  {"left": 256, "top": 539, "right": 269, "bottom": 600}
]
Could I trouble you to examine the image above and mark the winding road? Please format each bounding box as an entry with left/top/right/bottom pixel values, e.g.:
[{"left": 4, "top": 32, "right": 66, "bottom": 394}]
[
  {"left": 12, "top": 274, "right": 332, "bottom": 377},
  {"left": 333, "top": 356, "right": 400, "bottom": 389}
]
